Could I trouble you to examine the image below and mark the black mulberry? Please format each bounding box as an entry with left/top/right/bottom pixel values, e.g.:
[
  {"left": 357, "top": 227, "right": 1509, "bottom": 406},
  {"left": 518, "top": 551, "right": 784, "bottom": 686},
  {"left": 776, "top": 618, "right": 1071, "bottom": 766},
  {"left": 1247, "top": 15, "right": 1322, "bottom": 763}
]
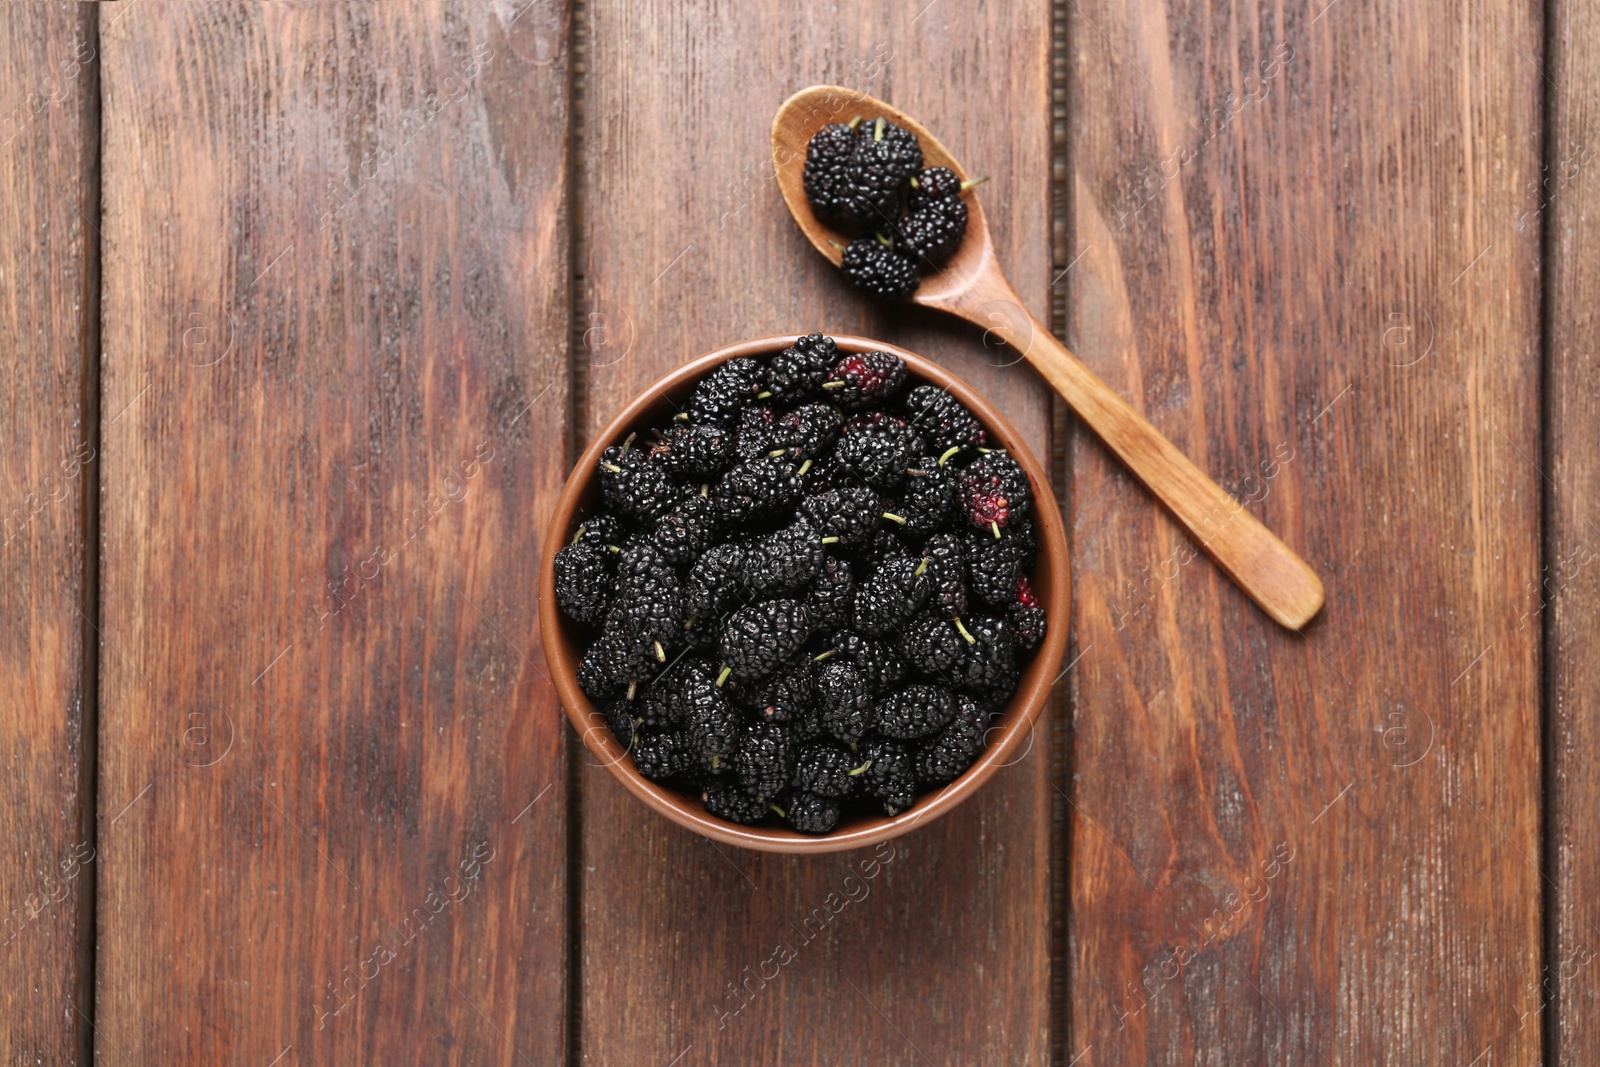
[
  {"left": 815, "top": 657, "right": 872, "bottom": 744},
  {"left": 687, "top": 358, "right": 767, "bottom": 428},
  {"left": 720, "top": 599, "right": 812, "bottom": 682},
  {"left": 770, "top": 403, "right": 843, "bottom": 462},
  {"left": 767, "top": 334, "right": 840, "bottom": 404},
  {"left": 801, "top": 123, "right": 898, "bottom": 232},
  {"left": 598, "top": 444, "right": 677, "bottom": 525},
  {"left": 714, "top": 455, "right": 802, "bottom": 527},
  {"left": 734, "top": 405, "right": 779, "bottom": 461},
  {"left": 735, "top": 721, "right": 798, "bottom": 799},
  {"left": 659, "top": 422, "right": 736, "bottom": 480},
  {"left": 966, "top": 527, "right": 1029, "bottom": 606},
  {"left": 898, "top": 614, "right": 969, "bottom": 677},
  {"left": 784, "top": 791, "right": 842, "bottom": 834},
  {"left": 851, "top": 553, "right": 930, "bottom": 637},
  {"left": 802, "top": 118, "right": 922, "bottom": 234},
  {"left": 859, "top": 739, "right": 917, "bottom": 815},
  {"left": 792, "top": 743, "right": 866, "bottom": 797},
  {"left": 835, "top": 413, "right": 924, "bottom": 489},
  {"left": 801, "top": 487, "right": 885, "bottom": 547},
  {"left": 895, "top": 194, "right": 968, "bottom": 265},
  {"left": 897, "top": 456, "right": 956, "bottom": 534},
  {"left": 956, "top": 451, "right": 1032, "bottom": 533},
  {"left": 956, "top": 613, "right": 1016, "bottom": 691},
  {"left": 600, "top": 697, "right": 638, "bottom": 750},
  {"left": 908, "top": 166, "right": 964, "bottom": 211},
  {"left": 841, "top": 237, "right": 920, "bottom": 300},
  {"left": 1008, "top": 574, "right": 1048, "bottom": 651},
  {"left": 805, "top": 555, "right": 856, "bottom": 631},
  {"left": 702, "top": 779, "right": 769, "bottom": 824},
  {"left": 921, "top": 532, "right": 968, "bottom": 617},
  {"left": 680, "top": 673, "right": 742, "bottom": 775},
  {"left": 553, "top": 540, "right": 615, "bottom": 625},
  {"left": 825, "top": 350, "right": 907, "bottom": 411},
  {"left": 632, "top": 730, "right": 693, "bottom": 783},
  {"left": 824, "top": 630, "right": 907, "bottom": 695},
  {"left": 743, "top": 520, "right": 824, "bottom": 595},
  {"left": 874, "top": 684, "right": 958, "bottom": 740},
  {"left": 684, "top": 542, "right": 748, "bottom": 618},
  {"left": 616, "top": 541, "right": 683, "bottom": 649},
  {"left": 902, "top": 384, "right": 987, "bottom": 453},
  {"left": 573, "top": 513, "right": 626, "bottom": 550},
  {"left": 728, "top": 651, "right": 815, "bottom": 723},
  {"left": 915, "top": 694, "right": 989, "bottom": 783},
  {"left": 652, "top": 489, "right": 718, "bottom": 565}
]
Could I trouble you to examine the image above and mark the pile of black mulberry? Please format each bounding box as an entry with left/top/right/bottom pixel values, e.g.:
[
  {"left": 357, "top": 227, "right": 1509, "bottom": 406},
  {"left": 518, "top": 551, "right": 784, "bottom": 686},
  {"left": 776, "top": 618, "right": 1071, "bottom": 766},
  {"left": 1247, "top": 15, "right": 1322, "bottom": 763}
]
[
  {"left": 554, "top": 334, "right": 1046, "bottom": 834},
  {"left": 802, "top": 116, "right": 971, "bottom": 299}
]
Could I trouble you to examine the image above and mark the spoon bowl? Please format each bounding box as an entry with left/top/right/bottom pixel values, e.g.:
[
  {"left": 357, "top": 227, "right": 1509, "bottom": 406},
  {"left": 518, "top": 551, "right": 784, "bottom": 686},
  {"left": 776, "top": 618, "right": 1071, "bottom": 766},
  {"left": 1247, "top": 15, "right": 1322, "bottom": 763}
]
[
  {"left": 772, "top": 85, "right": 1325, "bottom": 630},
  {"left": 772, "top": 87, "right": 998, "bottom": 310}
]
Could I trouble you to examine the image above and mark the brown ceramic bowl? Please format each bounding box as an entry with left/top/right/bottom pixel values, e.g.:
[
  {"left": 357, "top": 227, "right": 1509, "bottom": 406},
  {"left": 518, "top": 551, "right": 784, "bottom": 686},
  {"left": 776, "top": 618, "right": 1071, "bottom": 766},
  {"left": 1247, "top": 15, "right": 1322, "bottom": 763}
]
[{"left": 539, "top": 335, "right": 1069, "bottom": 854}]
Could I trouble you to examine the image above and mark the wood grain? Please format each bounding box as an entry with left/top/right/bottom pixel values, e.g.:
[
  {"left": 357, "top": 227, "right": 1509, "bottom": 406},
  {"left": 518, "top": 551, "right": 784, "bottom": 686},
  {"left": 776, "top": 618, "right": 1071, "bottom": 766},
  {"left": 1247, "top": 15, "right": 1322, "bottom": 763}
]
[
  {"left": 1067, "top": 1, "right": 1544, "bottom": 1063},
  {"left": 97, "top": 4, "right": 570, "bottom": 1061},
  {"left": 1546, "top": 0, "right": 1600, "bottom": 1053},
  {"left": 576, "top": 1, "right": 1054, "bottom": 1062},
  {"left": 0, "top": 4, "right": 98, "bottom": 1062}
]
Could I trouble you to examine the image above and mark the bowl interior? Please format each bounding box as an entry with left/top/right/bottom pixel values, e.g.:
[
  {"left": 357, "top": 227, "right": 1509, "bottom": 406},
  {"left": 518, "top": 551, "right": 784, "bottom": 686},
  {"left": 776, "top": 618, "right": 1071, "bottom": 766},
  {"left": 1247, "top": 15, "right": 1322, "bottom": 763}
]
[{"left": 539, "top": 335, "right": 1070, "bottom": 854}]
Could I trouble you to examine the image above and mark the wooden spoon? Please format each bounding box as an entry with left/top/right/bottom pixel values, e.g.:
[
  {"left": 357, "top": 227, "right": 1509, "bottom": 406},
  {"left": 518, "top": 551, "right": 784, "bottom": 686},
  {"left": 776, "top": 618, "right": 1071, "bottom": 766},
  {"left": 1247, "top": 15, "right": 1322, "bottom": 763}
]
[{"left": 772, "top": 85, "right": 1324, "bottom": 631}]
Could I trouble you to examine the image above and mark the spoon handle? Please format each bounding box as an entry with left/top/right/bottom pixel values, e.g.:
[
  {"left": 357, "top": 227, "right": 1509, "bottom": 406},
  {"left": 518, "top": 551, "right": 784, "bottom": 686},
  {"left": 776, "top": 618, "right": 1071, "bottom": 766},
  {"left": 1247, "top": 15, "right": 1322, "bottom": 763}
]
[{"left": 990, "top": 306, "right": 1324, "bottom": 630}]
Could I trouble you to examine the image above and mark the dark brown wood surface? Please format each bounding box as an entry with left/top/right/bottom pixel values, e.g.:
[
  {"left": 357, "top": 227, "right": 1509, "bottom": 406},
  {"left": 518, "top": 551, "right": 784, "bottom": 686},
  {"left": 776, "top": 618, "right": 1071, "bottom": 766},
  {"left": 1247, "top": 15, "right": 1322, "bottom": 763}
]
[
  {"left": 574, "top": 2, "right": 1055, "bottom": 1063},
  {"left": 3, "top": 0, "right": 1596, "bottom": 1062},
  {"left": 1547, "top": 0, "right": 1600, "bottom": 1055},
  {"left": 97, "top": 4, "right": 570, "bottom": 1061},
  {"left": 1068, "top": 1, "right": 1544, "bottom": 1063},
  {"left": 0, "top": 5, "right": 97, "bottom": 1063}
]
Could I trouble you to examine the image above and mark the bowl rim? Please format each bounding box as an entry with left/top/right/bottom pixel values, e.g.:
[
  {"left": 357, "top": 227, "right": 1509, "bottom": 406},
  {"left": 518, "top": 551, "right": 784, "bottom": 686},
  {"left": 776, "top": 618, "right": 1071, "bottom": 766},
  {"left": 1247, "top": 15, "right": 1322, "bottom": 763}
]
[{"left": 538, "top": 334, "right": 1070, "bottom": 854}]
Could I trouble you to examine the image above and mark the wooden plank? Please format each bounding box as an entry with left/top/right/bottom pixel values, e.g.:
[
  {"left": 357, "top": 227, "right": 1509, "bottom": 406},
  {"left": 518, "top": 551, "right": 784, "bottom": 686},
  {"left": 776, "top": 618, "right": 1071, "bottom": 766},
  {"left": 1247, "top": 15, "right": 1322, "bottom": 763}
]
[
  {"left": 98, "top": 4, "right": 570, "bottom": 1061},
  {"left": 1547, "top": 0, "right": 1600, "bottom": 1053},
  {"left": 577, "top": 2, "right": 1054, "bottom": 1063},
  {"left": 0, "top": 4, "right": 98, "bottom": 1062},
  {"left": 1068, "top": 2, "right": 1543, "bottom": 1063}
]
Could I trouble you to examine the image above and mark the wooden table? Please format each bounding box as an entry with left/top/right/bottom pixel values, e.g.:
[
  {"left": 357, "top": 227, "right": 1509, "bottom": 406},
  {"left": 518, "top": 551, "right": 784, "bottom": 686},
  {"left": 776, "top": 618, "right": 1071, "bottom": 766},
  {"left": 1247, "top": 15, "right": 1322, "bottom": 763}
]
[{"left": 2, "top": 1, "right": 1590, "bottom": 1062}]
